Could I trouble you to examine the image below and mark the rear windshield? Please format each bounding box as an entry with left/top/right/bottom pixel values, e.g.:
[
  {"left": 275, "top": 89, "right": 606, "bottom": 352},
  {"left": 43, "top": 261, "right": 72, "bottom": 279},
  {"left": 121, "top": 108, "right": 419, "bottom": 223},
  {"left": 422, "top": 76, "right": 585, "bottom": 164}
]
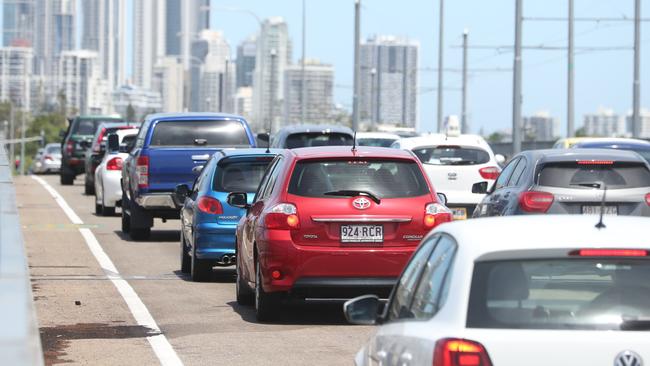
[
  {"left": 213, "top": 159, "right": 273, "bottom": 192},
  {"left": 288, "top": 159, "right": 430, "bottom": 198},
  {"left": 150, "top": 120, "right": 251, "bottom": 147},
  {"left": 45, "top": 145, "right": 61, "bottom": 154},
  {"left": 358, "top": 138, "right": 398, "bottom": 148},
  {"left": 71, "top": 119, "right": 122, "bottom": 136},
  {"left": 412, "top": 146, "right": 490, "bottom": 165},
  {"left": 538, "top": 162, "right": 650, "bottom": 189},
  {"left": 285, "top": 132, "right": 353, "bottom": 149},
  {"left": 467, "top": 258, "right": 650, "bottom": 331}
]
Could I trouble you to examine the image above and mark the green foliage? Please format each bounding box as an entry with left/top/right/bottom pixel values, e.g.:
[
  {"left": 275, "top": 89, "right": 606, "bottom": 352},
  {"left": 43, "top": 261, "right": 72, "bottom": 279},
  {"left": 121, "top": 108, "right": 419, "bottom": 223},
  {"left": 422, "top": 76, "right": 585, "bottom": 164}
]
[
  {"left": 487, "top": 132, "right": 505, "bottom": 143},
  {"left": 575, "top": 126, "right": 587, "bottom": 137},
  {"left": 126, "top": 104, "right": 136, "bottom": 122}
]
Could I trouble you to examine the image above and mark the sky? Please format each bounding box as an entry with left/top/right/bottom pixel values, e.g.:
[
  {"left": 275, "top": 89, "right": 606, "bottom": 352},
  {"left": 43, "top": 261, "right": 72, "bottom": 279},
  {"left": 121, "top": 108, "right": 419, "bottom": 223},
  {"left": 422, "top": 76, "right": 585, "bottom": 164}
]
[{"left": 2, "top": 0, "right": 649, "bottom": 135}]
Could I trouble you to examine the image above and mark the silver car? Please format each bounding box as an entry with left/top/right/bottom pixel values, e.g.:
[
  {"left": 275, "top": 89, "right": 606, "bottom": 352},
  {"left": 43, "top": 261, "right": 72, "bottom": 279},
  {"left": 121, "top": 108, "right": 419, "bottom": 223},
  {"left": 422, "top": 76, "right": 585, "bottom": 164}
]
[
  {"left": 32, "top": 143, "right": 62, "bottom": 174},
  {"left": 473, "top": 148, "right": 650, "bottom": 217}
]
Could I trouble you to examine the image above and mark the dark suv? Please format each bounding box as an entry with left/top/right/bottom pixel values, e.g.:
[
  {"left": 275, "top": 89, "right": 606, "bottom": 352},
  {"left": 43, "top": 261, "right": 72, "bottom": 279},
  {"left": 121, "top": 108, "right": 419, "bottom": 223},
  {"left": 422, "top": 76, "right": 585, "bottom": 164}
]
[{"left": 60, "top": 115, "right": 124, "bottom": 185}]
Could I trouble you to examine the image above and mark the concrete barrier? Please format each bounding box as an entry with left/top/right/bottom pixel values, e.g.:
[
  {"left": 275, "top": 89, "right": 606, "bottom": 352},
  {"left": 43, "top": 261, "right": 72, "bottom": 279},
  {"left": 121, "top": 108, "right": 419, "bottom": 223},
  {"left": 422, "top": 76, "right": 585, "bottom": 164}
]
[{"left": 0, "top": 147, "right": 44, "bottom": 365}]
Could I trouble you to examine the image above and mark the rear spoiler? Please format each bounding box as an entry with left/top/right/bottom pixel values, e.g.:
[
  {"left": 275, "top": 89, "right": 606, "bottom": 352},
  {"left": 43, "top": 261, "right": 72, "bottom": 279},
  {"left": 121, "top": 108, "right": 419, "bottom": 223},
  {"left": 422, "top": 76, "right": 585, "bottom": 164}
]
[{"left": 216, "top": 154, "right": 276, "bottom": 167}]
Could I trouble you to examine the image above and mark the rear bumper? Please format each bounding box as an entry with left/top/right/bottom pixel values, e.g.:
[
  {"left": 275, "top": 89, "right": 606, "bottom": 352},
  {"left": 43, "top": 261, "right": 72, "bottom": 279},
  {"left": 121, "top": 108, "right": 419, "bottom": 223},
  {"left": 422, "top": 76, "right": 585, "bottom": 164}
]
[
  {"left": 194, "top": 223, "right": 237, "bottom": 259},
  {"left": 101, "top": 171, "right": 123, "bottom": 207},
  {"left": 258, "top": 231, "right": 414, "bottom": 297}
]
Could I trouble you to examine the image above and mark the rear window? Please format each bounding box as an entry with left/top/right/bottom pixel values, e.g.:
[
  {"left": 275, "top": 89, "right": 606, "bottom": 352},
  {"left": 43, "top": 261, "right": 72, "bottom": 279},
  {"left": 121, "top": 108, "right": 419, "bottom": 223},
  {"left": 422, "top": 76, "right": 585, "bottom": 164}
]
[
  {"left": 467, "top": 258, "right": 650, "bottom": 331},
  {"left": 46, "top": 145, "right": 61, "bottom": 154},
  {"left": 285, "top": 132, "right": 353, "bottom": 149},
  {"left": 538, "top": 162, "right": 650, "bottom": 189},
  {"left": 288, "top": 159, "right": 430, "bottom": 198},
  {"left": 213, "top": 159, "right": 273, "bottom": 192},
  {"left": 412, "top": 146, "right": 490, "bottom": 165},
  {"left": 357, "top": 138, "right": 398, "bottom": 148},
  {"left": 150, "top": 120, "right": 250, "bottom": 147},
  {"left": 71, "top": 119, "right": 122, "bottom": 136}
]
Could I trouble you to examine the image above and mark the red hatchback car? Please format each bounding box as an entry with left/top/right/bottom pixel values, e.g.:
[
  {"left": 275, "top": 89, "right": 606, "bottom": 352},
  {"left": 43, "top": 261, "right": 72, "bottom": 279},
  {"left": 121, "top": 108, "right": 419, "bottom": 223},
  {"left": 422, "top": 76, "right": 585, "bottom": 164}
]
[{"left": 228, "top": 146, "right": 452, "bottom": 320}]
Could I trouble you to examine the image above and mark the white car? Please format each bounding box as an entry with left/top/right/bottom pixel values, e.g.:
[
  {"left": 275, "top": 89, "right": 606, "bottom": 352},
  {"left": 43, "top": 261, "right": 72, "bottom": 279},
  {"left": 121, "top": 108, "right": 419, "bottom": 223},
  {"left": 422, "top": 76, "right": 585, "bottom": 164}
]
[
  {"left": 393, "top": 134, "right": 504, "bottom": 219},
  {"left": 356, "top": 132, "right": 401, "bottom": 148},
  {"left": 346, "top": 215, "right": 650, "bottom": 366},
  {"left": 94, "top": 128, "right": 139, "bottom": 216}
]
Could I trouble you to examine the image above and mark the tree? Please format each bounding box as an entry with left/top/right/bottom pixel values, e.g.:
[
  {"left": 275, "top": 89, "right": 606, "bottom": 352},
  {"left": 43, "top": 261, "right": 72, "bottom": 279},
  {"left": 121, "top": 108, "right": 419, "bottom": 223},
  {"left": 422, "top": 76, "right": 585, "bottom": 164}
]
[
  {"left": 575, "top": 126, "right": 587, "bottom": 137},
  {"left": 126, "top": 104, "right": 136, "bottom": 122},
  {"left": 487, "top": 132, "right": 505, "bottom": 143}
]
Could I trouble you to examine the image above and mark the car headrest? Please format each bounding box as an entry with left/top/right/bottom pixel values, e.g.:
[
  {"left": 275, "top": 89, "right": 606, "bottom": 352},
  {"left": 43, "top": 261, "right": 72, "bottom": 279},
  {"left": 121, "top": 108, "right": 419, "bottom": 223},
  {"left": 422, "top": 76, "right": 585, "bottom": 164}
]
[{"left": 487, "top": 262, "right": 530, "bottom": 301}]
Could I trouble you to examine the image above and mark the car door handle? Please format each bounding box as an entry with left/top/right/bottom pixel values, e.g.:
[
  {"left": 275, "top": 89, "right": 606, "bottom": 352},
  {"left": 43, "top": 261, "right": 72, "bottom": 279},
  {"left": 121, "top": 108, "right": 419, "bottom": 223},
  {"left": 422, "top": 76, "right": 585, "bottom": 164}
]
[{"left": 191, "top": 154, "right": 210, "bottom": 161}]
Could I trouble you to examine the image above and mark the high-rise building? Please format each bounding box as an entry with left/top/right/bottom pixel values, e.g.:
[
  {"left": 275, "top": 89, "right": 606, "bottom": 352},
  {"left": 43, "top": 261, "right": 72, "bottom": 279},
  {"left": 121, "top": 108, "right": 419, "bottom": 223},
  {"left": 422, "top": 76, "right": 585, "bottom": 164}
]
[
  {"left": 625, "top": 109, "right": 650, "bottom": 138},
  {"left": 583, "top": 107, "right": 624, "bottom": 137},
  {"left": 111, "top": 85, "right": 162, "bottom": 120},
  {"left": 57, "top": 50, "right": 111, "bottom": 115},
  {"left": 252, "top": 17, "right": 292, "bottom": 131},
  {"left": 2, "top": 0, "right": 35, "bottom": 47},
  {"left": 165, "top": 0, "right": 210, "bottom": 56},
  {"left": 0, "top": 47, "right": 33, "bottom": 110},
  {"left": 190, "top": 30, "right": 234, "bottom": 112},
  {"left": 234, "top": 87, "right": 253, "bottom": 122},
  {"left": 359, "top": 35, "right": 419, "bottom": 128},
  {"left": 523, "top": 111, "right": 556, "bottom": 141},
  {"left": 152, "top": 56, "right": 184, "bottom": 113},
  {"left": 283, "top": 59, "right": 334, "bottom": 125},
  {"left": 81, "top": 0, "right": 127, "bottom": 91},
  {"left": 34, "top": 0, "right": 77, "bottom": 77},
  {"left": 133, "top": 0, "right": 165, "bottom": 89},
  {"left": 236, "top": 36, "right": 257, "bottom": 88}
]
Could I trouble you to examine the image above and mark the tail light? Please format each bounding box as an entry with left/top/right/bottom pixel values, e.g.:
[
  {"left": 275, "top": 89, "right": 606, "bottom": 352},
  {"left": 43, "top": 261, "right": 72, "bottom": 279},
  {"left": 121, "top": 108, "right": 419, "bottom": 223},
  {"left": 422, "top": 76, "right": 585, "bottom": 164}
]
[
  {"left": 93, "top": 128, "right": 107, "bottom": 153},
  {"left": 197, "top": 196, "right": 223, "bottom": 214},
  {"left": 264, "top": 203, "right": 300, "bottom": 230},
  {"left": 479, "top": 166, "right": 500, "bottom": 180},
  {"left": 570, "top": 249, "right": 648, "bottom": 257},
  {"left": 645, "top": 193, "right": 650, "bottom": 206},
  {"left": 65, "top": 140, "right": 74, "bottom": 155},
  {"left": 518, "top": 191, "right": 554, "bottom": 213},
  {"left": 44, "top": 155, "right": 53, "bottom": 161},
  {"left": 106, "top": 157, "right": 123, "bottom": 171},
  {"left": 136, "top": 156, "right": 149, "bottom": 188},
  {"left": 424, "top": 203, "right": 453, "bottom": 229},
  {"left": 433, "top": 338, "right": 493, "bottom": 366}
]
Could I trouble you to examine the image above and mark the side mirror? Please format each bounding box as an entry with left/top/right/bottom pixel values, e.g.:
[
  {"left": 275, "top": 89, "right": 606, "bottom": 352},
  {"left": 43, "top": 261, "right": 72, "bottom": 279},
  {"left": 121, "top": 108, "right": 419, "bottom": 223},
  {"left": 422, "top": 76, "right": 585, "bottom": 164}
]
[
  {"left": 227, "top": 192, "right": 249, "bottom": 209},
  {"left": 495, "top": 154, "right": 506, "bottom": 165},
  {"left": 174, "top": 184, "right": 190, "bottom": 204},
  {"left": 107, "top": 133, "right": 119, "bottom": 152},
  {"left": 191, "top": 165, "right": 204, "bottom": 175},
  {"left": 343, "top": 295, "right": 381, "bottom": 325},
  {"left": 59, "top": 129, "right": 66, "bottom": 138},
  {"left": 436, "top": 193, "right": 447, "bottom": 206},
  {"left": 257, "top": 132, "right": 270, "bottom": 143},
  {"left": 472, "top": 182, "right": 489, "bottom": 194}
]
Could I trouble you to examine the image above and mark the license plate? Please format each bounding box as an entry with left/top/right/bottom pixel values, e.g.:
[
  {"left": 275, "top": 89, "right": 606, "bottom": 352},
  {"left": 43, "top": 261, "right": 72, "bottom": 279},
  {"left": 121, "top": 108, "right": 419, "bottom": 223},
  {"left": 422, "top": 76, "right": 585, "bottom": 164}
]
[
  {"left": 340, "top": 225, "right": 383, "bottom": 243},
  {"left": 450, "top": 207, "right": 467, "bottom": 220},
  {"left": 581, "top": 205, "right": 618, "bottom": 215}
]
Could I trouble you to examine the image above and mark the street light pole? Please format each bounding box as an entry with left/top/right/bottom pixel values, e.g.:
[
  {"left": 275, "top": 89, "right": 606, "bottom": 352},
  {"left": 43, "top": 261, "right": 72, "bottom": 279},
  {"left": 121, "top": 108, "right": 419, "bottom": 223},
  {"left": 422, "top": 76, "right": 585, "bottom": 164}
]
[
  {"left": 436, "top": 0, "right": 444, "bottom": 132},
  {"left": 461, "top": 29, "right": 468, "bottom": 134},
  {"left": 269, "top": 49, "right": 278, "bottom": 134},
  {"left": 633, "top": 0, "right": 641, "bottom": 138},
  {"left": 352, "top": 0, "right": 361, "bottom": 131},
  {"left": 567, "top": 0, "right": 575, "bottom": 137},
  {"left": 301, "top": 0, "right": 307, "bottom": 124},
  {"left": 513, "top": 0, "right": 523, "bottom": 154},
  {"left": 19, "top": 107, "right": 25, "bottom": 175}
]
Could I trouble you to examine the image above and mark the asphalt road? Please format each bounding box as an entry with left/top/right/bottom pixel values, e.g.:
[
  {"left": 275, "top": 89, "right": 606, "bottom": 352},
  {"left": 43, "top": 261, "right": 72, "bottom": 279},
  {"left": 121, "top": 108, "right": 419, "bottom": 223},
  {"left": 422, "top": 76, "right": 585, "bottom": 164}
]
[{"left": 15, "top": 174, "right": 373, "bottom": 366}]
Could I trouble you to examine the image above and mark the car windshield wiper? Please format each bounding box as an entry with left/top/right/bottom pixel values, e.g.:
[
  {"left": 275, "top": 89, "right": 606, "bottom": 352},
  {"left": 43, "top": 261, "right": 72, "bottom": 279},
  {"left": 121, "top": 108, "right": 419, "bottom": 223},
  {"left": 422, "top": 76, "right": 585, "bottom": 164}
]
[
  {"left": 570, "top": 182, "right": 603, "bottom": 189},
  {"left": 323, "top": 190, "right": 381, "bottom": 204}
]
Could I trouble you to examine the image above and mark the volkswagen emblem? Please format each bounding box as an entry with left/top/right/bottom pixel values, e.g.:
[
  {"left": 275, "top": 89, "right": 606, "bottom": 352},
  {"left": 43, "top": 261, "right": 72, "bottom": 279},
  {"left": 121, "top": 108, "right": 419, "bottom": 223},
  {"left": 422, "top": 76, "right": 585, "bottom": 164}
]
[
  {"left": 352, "top": 197, "right": 371, "bottom": 210},
  {"left": 615, "top": 350, "right": 643, "bottom": 366}
]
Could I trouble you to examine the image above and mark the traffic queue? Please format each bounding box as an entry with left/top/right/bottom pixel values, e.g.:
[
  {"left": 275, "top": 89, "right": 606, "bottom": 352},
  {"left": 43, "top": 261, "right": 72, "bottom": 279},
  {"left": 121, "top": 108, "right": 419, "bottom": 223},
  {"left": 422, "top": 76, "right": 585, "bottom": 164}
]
[{"left": 47, "top": 112, "right": 650, "bottom": 365}]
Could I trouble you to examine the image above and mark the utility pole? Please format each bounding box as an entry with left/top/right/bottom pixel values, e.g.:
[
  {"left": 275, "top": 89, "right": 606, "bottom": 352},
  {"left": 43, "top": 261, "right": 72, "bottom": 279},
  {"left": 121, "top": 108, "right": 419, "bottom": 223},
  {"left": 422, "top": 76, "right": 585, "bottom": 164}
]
[
  {"left": 352, "top": 0, "right": 361, "bottom": 131},
  {"left": 19, "top": 108, "right": 25, "bottom": 175},
  {"left": 269, "top": 49, "right": 277, "bottom": 134},
  {"left": 301, "top": 0, "right": 307, "bottom": 124},
  {"left": 567, "top": 0, "right": 575, "bottom": 137},
  {"left": 9, "top": 104, "right": 14, "bottom": 167},
  {"left": 461, "top": 29, "right": 468, "bottom": 134},
  {"left": 513, "top": 0, "right": 523, "bottom": 154},
  {"left": 633, "top": 0, "right": 641, "bottom": 138},
  {"left": 436, "top": 0, "right": 444, "bottom": 132}
]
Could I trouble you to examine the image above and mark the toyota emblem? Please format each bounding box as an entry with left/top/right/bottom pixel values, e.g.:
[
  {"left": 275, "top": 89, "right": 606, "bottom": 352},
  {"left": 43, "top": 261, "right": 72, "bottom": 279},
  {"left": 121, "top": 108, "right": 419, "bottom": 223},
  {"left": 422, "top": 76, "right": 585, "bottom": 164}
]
[
  {"left": 615, "top": 350, "right": 643, "bottom": 366},
  {"left": 352, "top": 197, "right": 371, "bottom": 210}
]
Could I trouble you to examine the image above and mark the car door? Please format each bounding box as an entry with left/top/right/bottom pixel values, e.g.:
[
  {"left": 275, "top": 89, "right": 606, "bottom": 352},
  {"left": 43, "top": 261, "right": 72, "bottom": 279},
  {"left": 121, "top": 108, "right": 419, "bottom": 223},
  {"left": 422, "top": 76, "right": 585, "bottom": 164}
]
[
  {"left": 123, "top": 125, "right": 147, "bottom": 199},
  {"left": 365, "top": 234, "right": 441, "bottom": 366},
  {"left": 182, "top": 167, "right": 207, "bottom": 250},
  {"left": 478, "top": 157, "right": 519, "bottom": 217},
  {"left": 501, "top": 156, "right": 528, "bottom": 215}
]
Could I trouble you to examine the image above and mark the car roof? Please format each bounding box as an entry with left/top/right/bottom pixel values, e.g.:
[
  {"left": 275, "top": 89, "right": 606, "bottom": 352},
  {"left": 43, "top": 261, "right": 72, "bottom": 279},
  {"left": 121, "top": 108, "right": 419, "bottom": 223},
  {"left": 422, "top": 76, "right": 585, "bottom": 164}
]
[
  {"left": 434, "top": 215, "right": 650, "bottom": 261},
  {"left": 356, "top": 132, "right": 401, "bottom": 139},
  {"left": 574, "top": 138, "right": 650, "bottom": 150},
  {"left": 275, "top": 124, "right": 354, "bottom": 135},
  {"left": 145, "top": 112, "right": 248, "bottom": 121},
  {"left": 396, "top": 134, "right": 491, "bottom": 150},
  {"left": 287, "top": 146, "right": 417, "bottom": 160},
  {"left": 522, "top": 148, "right": 647, "bottom": 164},
  {"left": 214, "top": 148, "right": 283, "bottom": 159}
]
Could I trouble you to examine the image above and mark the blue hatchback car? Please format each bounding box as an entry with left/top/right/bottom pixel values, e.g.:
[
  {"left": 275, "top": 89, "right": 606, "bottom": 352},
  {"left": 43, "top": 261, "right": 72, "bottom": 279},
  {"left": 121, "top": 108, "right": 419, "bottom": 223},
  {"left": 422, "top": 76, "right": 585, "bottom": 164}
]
[{"left": 178, "top": 148, "right": 280, "bottom": 281}]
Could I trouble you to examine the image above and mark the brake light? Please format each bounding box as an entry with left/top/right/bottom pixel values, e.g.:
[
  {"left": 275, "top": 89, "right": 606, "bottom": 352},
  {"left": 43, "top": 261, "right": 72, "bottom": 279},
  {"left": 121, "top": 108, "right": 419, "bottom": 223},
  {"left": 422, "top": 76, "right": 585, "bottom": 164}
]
[
  {"left": 433, "top": 338, "right": 493, "bottom": 366},
  {"left": 136, "top": 156, "right": 149, "bottom": 188},
  {"left": 645, "top": 193, "right": 650, "bottom": 206},
  {"left": 106, "top": 157, "right": 123, "bottom": 171},
  {"left": 518, "top": 191, "right": 554, "bottom": 213},
  {"left": 479, "top": 166, "right": 500, "bottom": 180},
  {"left": 570, "top": 249, "right": 648, "bottom": 257},
  {"left": 264, "top": 203, "right": 300, "bottom": 230},
  {"left": 94, "top": 128, "right": 107, "bottom": 153},
  {"left": 197, "top": 196, "right": 223, "bottom": 214},
  {"left": 577, "top": 160, "right": 614, "bottom": 165},
  {"left": 65, "top": 140, "right": 74, "bottom": 155},
  {"left": 424, "top": 203, "right": 453, "bottom": 228}
]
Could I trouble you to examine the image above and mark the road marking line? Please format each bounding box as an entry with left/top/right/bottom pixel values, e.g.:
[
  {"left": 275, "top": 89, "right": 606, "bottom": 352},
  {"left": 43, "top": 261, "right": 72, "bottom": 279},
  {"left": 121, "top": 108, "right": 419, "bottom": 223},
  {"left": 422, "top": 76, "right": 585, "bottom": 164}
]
[{"left": 31, "top": 176, "right": 184, "bottom": 366}]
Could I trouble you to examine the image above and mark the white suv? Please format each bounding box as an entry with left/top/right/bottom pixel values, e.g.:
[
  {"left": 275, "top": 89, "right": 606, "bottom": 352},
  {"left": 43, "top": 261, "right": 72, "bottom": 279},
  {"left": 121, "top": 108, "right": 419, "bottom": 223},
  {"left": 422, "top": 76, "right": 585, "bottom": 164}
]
[{"left": 393, "top": 133, "right": 504, "bottom": 219}]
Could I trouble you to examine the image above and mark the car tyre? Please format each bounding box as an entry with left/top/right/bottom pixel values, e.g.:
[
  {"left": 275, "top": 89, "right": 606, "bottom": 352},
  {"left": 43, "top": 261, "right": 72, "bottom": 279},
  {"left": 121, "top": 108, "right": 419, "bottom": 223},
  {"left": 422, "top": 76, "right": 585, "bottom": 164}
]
[
  {"left": 180, "top": 231, "right": 191, "bottom": 274},
  {"left": 236, "top": 249, "right": 253, "bottom": 305},
  {"left": 101, "top": 204, "right": 115, "bottom": 216},
  {"left": 121, "top": 192, "right": 131, "bottom": 233},
  {"left": 60, "top": 172, "right": 74, "bottom": 185},
  {"left": 84, "top": 179, "right": 94, "bottom": 195},
  {"left": 255, "top": 260, "right": 278, "bottom": 322},
  {"left": 95, "top": 202, "right": 102, "bottom": 216},
  {"left": 190, "top": 244, "right": 212, "bottom": 282}
]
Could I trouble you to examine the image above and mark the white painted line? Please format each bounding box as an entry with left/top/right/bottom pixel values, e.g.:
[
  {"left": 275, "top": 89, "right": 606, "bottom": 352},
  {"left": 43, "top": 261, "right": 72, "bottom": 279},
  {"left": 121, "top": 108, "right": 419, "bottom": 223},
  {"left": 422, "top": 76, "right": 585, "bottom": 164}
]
[{"left": 31, "top": 176, "right": 184, "bottom": 366}]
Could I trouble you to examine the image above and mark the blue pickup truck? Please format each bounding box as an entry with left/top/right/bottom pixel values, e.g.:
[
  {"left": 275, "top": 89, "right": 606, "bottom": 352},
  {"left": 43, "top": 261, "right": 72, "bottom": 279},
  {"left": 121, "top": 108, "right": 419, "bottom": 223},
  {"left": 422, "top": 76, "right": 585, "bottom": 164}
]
[{"left": 120, "top": 113, "right": 256, "bottom": 240}]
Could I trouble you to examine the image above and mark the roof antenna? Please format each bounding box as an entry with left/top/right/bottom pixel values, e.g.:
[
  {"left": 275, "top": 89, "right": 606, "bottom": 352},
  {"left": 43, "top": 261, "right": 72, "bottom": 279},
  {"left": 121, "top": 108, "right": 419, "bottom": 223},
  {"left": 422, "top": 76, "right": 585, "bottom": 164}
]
[
  {"left": 595, "top": 182, "right": 607, "bottom": 229},
  {"left": 265, "top": 132, "right": 271, "bottom": 154},
  {"left": 351, "top": 130, "right": 357, "bottom": 152}
]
